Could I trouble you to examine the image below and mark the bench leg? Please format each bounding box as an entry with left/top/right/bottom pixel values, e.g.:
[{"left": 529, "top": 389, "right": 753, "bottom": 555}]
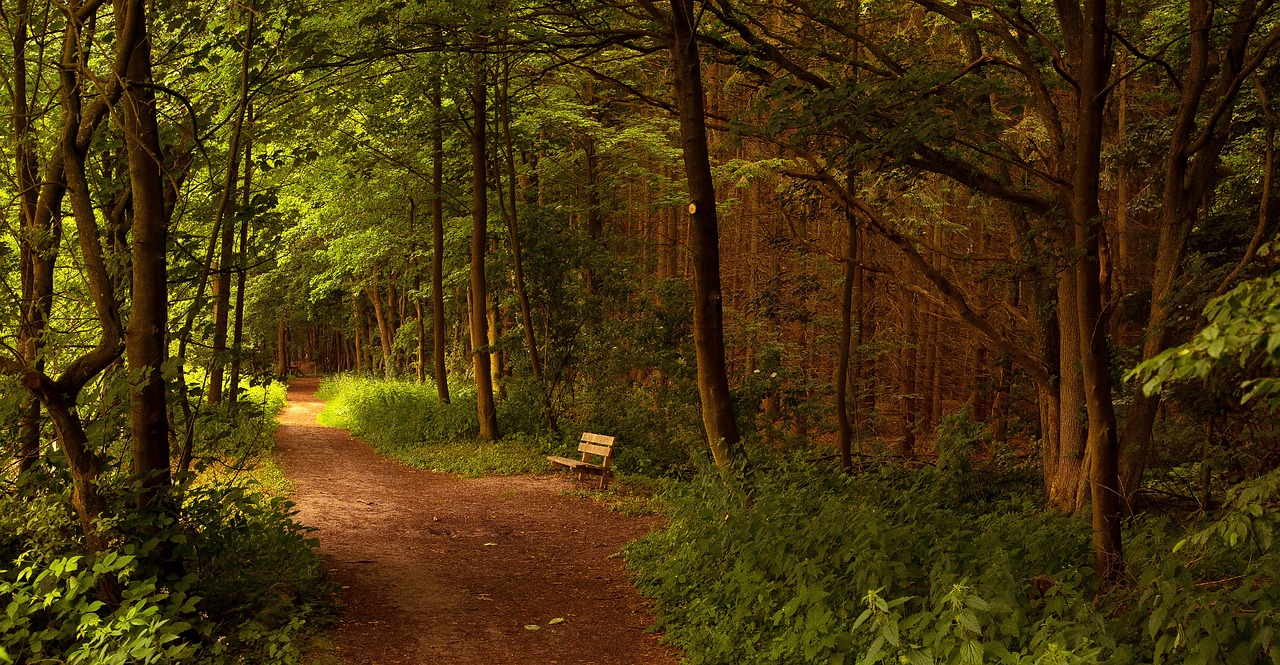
[{"left": 599, "top": 471, "right": 609, "bottom": 491}]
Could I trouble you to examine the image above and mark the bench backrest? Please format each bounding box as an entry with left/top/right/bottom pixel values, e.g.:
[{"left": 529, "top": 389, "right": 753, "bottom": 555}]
[{"left": 578, "top": 433, "right": 616, "bottom": 468}]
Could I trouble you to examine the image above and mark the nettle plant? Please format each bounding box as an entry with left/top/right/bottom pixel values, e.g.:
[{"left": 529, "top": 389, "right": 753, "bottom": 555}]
[{"left": 1133, "top": 262, "right": 1280, "bottom": 408}]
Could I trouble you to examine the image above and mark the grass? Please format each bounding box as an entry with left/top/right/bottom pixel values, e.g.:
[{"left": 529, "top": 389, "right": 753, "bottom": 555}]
[
  {"left": 314, "top": 374, "right": 553, "bottom": 477},
  {"left": 559, "top": 473, "right": 670, "bottom": 516}
]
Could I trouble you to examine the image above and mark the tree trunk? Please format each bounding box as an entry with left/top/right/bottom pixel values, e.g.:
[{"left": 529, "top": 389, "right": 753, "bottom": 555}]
[
  {"left": 583, "top": 135, "right": 603, "bottom": 294},
  {"left": 487, "top": 290, "right": 504, "bottom": 397},
  {"left": 119, "top": 0, "right": 171, "bottom": 503},
  {"left": 470, "top": 50, "right": 500, "bottom": 440},
  {"left": 836, "top": 177, "right": 856, "bottom": 472},
  {"left": 368, "top": 274, "right": 395, "bottom": 379},
  {"left": 1049, "top": 270, "right": 1088, "bottom": 512},
  {"left": 11, "top": 0, "right": 51, "bottom": 476},
  {"left": 277, "top": 320, "right": 288, "bottom": 378},
  {"left": 1068, "top": 0, "right": 1123, "bottom": 587},
  {"left": 206, "top": 3, "right": 254, "bottom": 405},
  {"left": 898, "top": 285, "right": 917, "bottom": 456},
  {"left": 432, "top": 69, "right": 451, "bottom": 404},
  {"left": 229, "top": 103, "right": 255, "bottom": 408},
  {"left": 670, "top": 0, "right": 740, "bottom": 468}
]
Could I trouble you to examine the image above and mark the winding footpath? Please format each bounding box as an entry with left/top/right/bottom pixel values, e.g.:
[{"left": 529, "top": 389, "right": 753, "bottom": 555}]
[{"left": 275, "top": 377, "right": 678, "bottom": 664}]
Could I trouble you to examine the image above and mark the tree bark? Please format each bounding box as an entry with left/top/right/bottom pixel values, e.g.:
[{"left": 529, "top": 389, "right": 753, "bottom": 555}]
[
  {"left": 431, "top": 69, "right": 451, "bottom": 403},
  {"left": 1049, "top": 270, "right": 1088, "bottom": 512},
  {"left": 206, "top": 4, "right": 255, "bottom": 405},
  {"left": 898, "top": 284, "right": 918, "bottom": 456},
  {"left": 412, "top": 198, "right": 428, "bottom": 384},
  {"left": 368, "top": 273, "right": 395, "bottom": 379},
  {"left": 118, "top": 0, "right": 171, "bottom": 504},
  {"left": 836, "top": 177, "right": 856, "bottom": 472},
  {"left": 669, "top": 0, "right": 740, "bottom": 467},
  {"left": 11, "top": 0, "right": 54, "bottom": 476},
  {"left": 1066, "top": 0, "right": 1123, "bottom": 587},
  {"left": 470, "top": 50, "right": 500, "bottom": 440},
  {"left": 229, "top": 103, "right": 255, "bottom": 408},
  {"left": 277, "top": 320, "right": 288, "bottom": 378}
]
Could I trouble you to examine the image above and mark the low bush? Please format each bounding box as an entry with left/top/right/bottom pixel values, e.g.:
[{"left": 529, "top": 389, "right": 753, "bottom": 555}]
[
  {"left": 315, "top": 374, "right": 553, "bottom": 476},
  {"left": 627, "top": 454, "right": 1280, "bottom": 664},
  {"left": 0, "top": 375, "right": 332, "bottom": 664}
]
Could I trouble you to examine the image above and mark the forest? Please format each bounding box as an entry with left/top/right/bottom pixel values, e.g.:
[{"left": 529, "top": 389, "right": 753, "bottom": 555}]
[{"left": 1, "top": 0, "right": 1278, "bottom": 662}]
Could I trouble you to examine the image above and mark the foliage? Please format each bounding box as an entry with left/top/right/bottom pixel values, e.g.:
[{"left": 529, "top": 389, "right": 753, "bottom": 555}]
[
  {"left": 315, "top": 374, "right": 552, "bottom": 476},
  {"left": 0, "top": 551, "right": 197, "bottom": 664},
  {"left": 629, "top": 452, "right": 1280, "bottom": 665},
  {"left": 0, "top": 378, "right": 331, "bottom": 663},
  {"left": 0, "top": 481, "right": 332, "bottom": 663},
  {"left": 1134, "top": 266, "right": 1280, "bottom": 407}
]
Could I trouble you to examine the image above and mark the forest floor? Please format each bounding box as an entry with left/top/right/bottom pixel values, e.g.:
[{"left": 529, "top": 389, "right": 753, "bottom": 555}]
[{"left": 275, "top": 377, "right": 679, "bottom": 665}]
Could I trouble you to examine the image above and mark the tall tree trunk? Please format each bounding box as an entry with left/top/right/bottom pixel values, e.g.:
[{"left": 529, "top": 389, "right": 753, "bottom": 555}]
[
  {"left": 898, "top": 285, "right": 917, "bottom": 456},
  {"left": 487, "top": 290, "right": 504, "bottom": 396},
  {"left": 12, "top": 0, "right": 55, "bottom": 476},
  {"left": 229, "top": 103, "right": 255, "bottom": 408},
  {"left": 670, "top": 0, "right": 740, "bottom": 468},
  {"left": 413, "top": 198, "right": 427, "bottom": 384},
  {"left": 470, "top": 51, "right": 500, "bottom": 440},
  {"left": 836, "top": 174, "right": 856, "bottom": 472},
  {"left": 1119, "top": 0, "right": 1260, "bottom": 505},
  {"left": 583, "top": 136, "right": 603, "bottom": 294},
  {"left": 206, "top": 3, "right": 254, "bottom": 405},
  {"left": 118, "top": 0, "right": 171, "bottom": 503},
  {"left": 498, "top": 63, "right": 544, "bottom": 385},
  {"left": 277, "top": 320, "right": 288, "bottom": 378},
  {"left": 432, "top": 69, "right": 451, "bottom": 404},
  {"left": 1049, "top": 270, "right": 1088, "bottom": 511},
  {"left": 1067, "top": 0, "right": 1123, "bottom": 586},
  {"left": 496, "top": 63, "right": 555, "bottom": 428}
]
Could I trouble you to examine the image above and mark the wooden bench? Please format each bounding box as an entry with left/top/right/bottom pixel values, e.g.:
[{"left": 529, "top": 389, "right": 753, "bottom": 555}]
[{"left": 547, "top": 433, "right": 616, "bottom": 489}]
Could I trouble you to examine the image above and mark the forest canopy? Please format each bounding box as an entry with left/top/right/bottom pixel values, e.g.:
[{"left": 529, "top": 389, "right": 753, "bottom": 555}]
[{"left": 2, "top": 0, "right": 1279, "bottom": 661}]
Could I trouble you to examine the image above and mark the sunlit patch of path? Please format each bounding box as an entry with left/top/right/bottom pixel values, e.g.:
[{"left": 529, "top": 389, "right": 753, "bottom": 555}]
[{"left": 275, "top": 376, "right": 678, "bottom": 665}]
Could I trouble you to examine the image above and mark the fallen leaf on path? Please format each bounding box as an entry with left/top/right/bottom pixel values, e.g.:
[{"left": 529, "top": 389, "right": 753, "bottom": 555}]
[
  {"left": 524, "top": 624, "right": 541, "bottom": 631},
  {"left": 484, "top": 542, "right": 497, "bottom": 546},
  {"left": 549, "top": 617, "right": 565, "bottom": 625}
]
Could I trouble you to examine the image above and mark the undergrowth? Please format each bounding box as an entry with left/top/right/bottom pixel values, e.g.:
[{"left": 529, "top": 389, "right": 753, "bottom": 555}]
[
  {"left": 315, "top": 374, "right": 553, "bottom": 476},
  {"left": 626, "top": 439, "right": 1280, "bottom": 664},
  {"left": 0, "top": 374, "right": 333, "bottom": 663}
]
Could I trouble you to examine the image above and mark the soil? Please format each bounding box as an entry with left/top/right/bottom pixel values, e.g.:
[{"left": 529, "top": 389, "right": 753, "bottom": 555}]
[{"left": 275, "top": 376, "right": 680, "bottom": 665}]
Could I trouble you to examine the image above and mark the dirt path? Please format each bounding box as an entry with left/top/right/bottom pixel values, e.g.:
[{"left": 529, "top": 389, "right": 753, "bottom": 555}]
[{"left": 275, "top": 377, "right": 679, "bottom": 665}]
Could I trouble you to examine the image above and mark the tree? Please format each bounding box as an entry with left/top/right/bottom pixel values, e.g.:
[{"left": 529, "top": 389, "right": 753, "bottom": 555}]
[
  {"left": 470, "top": 48, "right": 500, "bottom": 440},
  {"left": 636, "top": 0, "right": 742, "bottom": 469}
]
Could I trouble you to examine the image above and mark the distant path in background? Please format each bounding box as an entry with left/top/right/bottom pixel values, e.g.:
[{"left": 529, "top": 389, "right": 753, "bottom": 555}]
[{"left": 275, "top": 376, "right": 678, "bottom": 665}]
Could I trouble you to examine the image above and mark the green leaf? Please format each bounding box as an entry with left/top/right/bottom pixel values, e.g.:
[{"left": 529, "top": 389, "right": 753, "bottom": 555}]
[{"left": 956, "top": 610, "right": 981, "bottom": 634}]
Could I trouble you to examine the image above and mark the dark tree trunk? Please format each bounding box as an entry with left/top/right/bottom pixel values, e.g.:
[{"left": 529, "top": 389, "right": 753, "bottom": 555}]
[
  {"left": 470, "top": 51, "right": 500, "bottom": 440},
  {"left": 669, "top": 0, "right": 740, "bottom": 468},
  {"left": 495, "top": 63, "right": 554, "bottom": 428},
  {"left": 1071, "top": 0, "right": 1123, "bottom": 587},
  {"left": 368, "top": 274, "right": 395, "bottom": 379},
  {"left": 12, "top": 0, "right": 57, "bottom": 476},
  {"left": 836, "top": 176, "right": 856, "bottom": 472},
  {"left": 206, "top": 5, "right": 254, "bottom": 405},
  {"left": 432, "top": 70, "right": 451, "bottom": 404},
  {"left": 898, "top": 285, "right": 917, "bottom": 456},
  {"left": 118, "top": 0, "right": 171, "bottom": 503},
  {"left": 229, "top": 104, "right": 255, "bottom": 408}
]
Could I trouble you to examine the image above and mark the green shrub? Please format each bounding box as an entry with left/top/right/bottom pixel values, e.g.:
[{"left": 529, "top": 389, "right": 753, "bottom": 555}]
[
  {"left": 0, "top": 481, "right": 332, "bottom": 664},
  {"left": 628, "top": 463, "right": 1106, "bottom": 664},
  {"left": 628, "top": 459, "right": 1280, "bottom": 664},
  {"left": 0, "top": 373, "right": 331, "bottom": 664},
  {"left": 315, "top": 374, "right": 551, "bottom": 476}
]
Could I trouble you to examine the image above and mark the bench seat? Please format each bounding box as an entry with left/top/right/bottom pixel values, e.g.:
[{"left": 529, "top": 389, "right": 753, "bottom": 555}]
[{"left": 547, "top": 433, "right": 616, "bottom": 489}]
